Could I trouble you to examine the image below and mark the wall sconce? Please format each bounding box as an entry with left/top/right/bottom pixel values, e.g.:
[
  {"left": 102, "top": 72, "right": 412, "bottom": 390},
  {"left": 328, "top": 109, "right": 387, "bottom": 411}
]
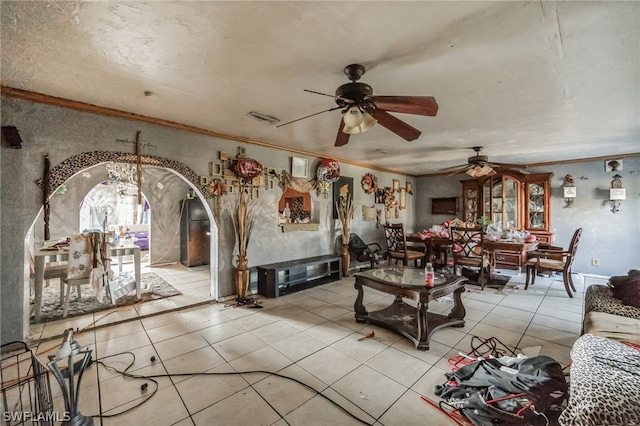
[
  {"left": 563, "top": 174, "right": 576, "bottom": 208},
  {"left": 609, "top": 174, "right": 625, "bottom": 213}
]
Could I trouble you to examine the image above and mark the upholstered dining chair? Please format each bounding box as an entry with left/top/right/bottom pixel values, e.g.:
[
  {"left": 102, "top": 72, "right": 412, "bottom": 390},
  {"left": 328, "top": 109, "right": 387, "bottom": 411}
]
[
  {"left": 525, "top": 228, "right": 583, "bottom": 298},
  {"left": 383, "top": 223, "right": 425, "bottom": 267},
  {"left": 450, "top": 226, "right": 492, "bottom": 290}
]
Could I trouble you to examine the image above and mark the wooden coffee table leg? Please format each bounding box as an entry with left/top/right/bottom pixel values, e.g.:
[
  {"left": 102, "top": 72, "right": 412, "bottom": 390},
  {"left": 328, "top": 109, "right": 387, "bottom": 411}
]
[
  {"left": 416, "top": 301, "right": 429, "bottom": 350},
  {"left": 354, "top": 282, "right": 368, "bottom": 321},
  {"left": 449, "top": 286, "right": 466, "bottom": 321}
]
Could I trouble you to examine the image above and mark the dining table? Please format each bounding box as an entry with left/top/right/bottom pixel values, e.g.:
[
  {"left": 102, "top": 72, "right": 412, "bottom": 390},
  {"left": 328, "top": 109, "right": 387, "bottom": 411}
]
[
  {"left": 406, "top": 233, "right": 538, "bottom": 272},
  {"left": 32, "top": 242, "right": 141, "bottom": 322}
]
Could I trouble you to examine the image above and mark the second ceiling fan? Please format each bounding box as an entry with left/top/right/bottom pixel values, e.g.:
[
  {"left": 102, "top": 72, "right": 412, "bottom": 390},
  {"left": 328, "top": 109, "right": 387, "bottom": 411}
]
[
  {"left": 439, "top": 146, "right": 528, "bottom": 177},
  {"left": 276, "top": 64, "right": 439, "bottom": 147}
]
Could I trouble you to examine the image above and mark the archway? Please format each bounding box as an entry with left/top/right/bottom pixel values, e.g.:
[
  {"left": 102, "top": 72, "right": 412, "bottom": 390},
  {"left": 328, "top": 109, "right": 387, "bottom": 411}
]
[{"left": 26, "top": 151, "right": 218, "bottom": 327}]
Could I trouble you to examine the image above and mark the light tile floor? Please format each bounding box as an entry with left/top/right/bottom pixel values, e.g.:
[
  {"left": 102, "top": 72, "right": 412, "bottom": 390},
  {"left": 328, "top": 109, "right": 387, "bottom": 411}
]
[{"left": 28, "top": 264, "right": 608, "bottom": 426}]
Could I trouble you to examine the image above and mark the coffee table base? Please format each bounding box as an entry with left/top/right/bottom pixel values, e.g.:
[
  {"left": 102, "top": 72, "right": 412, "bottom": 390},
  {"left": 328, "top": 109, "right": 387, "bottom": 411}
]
[{"left": 355, "top": 287, "right": 465, "bottom": 350}]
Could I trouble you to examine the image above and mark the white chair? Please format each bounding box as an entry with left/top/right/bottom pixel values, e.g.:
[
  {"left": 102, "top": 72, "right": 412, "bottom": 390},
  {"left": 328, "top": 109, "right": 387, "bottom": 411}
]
[{"left": 60, "top": 232, "right": 110, "bottom": 317}]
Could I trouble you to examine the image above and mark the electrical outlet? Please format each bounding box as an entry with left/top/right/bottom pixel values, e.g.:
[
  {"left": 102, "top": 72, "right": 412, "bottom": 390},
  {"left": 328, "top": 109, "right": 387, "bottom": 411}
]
[{"left": 592, "top": 258, "right": 600, "bottom": 266}]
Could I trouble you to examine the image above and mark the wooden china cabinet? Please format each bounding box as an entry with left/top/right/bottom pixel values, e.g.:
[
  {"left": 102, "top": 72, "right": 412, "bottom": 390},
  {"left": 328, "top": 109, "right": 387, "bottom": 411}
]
[{"left": 461, "top": 171, "right": 553, "bottom": 270}]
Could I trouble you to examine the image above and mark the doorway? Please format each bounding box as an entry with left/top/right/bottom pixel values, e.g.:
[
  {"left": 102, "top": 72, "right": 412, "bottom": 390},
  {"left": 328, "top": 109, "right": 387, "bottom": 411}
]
[{"left": 25, "top": 160, "right": 218, "bottom": 333}]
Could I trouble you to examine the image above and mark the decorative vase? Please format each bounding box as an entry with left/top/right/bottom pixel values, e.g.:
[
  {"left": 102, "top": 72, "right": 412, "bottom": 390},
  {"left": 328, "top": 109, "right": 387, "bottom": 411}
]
[
  {"left": 341, "top": 243, "right": 350, "bottom": 277},
  {"left": 235, "top": 253, "right": 250, "bottom": 300}
]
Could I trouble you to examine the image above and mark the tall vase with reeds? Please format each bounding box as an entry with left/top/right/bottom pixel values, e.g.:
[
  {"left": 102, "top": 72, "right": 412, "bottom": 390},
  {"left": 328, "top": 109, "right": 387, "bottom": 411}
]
[
  {"left": 336, "top": 193, "right": 355, "bottom": 277},
  {"left": 230, "top": 183, "right": 258, "bottom": 303}
]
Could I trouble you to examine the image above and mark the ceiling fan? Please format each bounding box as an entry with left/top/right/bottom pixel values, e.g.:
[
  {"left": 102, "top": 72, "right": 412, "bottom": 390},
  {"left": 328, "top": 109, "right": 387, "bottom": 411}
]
[
  {"left": 439, "top": 146, "right": 528, "bottom": 177},
  {"left": 275, "top": 64, "right": 439, "bottom": 147}
]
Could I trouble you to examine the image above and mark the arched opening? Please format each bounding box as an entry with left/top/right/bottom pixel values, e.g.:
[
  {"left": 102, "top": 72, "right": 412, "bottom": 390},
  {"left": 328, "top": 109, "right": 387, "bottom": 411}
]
[{"left": 25, "top": 153, "right": 218, "bottom": 329}]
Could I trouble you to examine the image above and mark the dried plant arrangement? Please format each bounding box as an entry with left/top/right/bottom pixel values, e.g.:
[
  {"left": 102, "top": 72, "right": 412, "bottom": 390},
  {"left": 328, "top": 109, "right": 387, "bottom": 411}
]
[
  {"left": 336, "top": 193, "right": 355, "bottom": 241},
  {"left": 336, "top": 193, "right": 355, "bottom": 276},
  {"left": 229, "top": 182, "right": 260, "bottom": 301}
]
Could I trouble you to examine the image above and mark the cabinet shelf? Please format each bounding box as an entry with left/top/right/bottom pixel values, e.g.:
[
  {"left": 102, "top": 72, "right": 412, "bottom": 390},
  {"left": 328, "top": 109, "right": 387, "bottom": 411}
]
[{"left": 258, "top": 254, "right": 342, "bottom": 298}]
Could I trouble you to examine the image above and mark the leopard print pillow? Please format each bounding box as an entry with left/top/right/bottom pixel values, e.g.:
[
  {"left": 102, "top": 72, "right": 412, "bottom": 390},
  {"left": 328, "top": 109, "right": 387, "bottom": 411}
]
[
  {"left": 584, "top": 285, "right": 640, "bottom": 320},
  {"left": 559, "top": 334, "right": 640, "bottom": 425},
  {"left": 609, "top": 272, "right": 640, "bottom": 308}
]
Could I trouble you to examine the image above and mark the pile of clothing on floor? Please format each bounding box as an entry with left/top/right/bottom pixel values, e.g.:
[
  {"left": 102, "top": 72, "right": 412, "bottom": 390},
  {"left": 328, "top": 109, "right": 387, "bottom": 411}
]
[{"left": 434, "top": 338, "right": 568, "bottom": 426}]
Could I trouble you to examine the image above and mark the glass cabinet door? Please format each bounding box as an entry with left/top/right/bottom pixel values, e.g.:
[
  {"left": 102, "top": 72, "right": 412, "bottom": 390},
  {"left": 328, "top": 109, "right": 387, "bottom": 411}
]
[
  {"left": 527, "top": 183, "right": 545, "bottom": 229},
  {"left": 482, "top": 176, "right": 519, "bottom": 229},
  {"left": 464, "top": 187, "right": 478, "bottom": 222},
  {"left": 504, "top": 178, "right": 518, "bottom": 229}
]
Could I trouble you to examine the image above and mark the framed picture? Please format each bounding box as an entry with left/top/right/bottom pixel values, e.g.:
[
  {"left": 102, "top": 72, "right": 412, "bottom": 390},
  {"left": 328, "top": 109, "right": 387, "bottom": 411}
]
[
  {"left": 291, "top": 157, "right": 308, "bottom": 178},
  {"left": 266, "top": 178, "right": 276, "bottom": 190},
  {"left": 224, "top": 169, "right": 236, "bottom": 180},
  {"left": 219, "top": 151, "right": 228, "bottom": 160},
  {"left": 210, "top": 162, "right": 223, "bottom": 176},
  {"left": 399, "top": 188, "right": 407, "bottom": 210},
  {"left": 252, "top": 187, "right": 260, "bottom": 199},
  {"left": 237, "top": 147, "right": 246, "bottom": 157},
  {"left": 393, "top": 179, "right": 400, "bottom": 192},
  {"left": 406, "top": 182, "right": 413, "bottom": 194},
  {"left": 431, "top": 197, "right": 458, "bottom": 215},
  {"left": 333, "top": 176, "right": 353, "bottom": 219},
  {"left": 199, "top": 176, "right": 211, "bottom": 185},
  {"left": 252, "top": 176, "right": 264, "bottom": 187},
  {"left": 605, "top": 159, "right": 623, "bottom": 172}
]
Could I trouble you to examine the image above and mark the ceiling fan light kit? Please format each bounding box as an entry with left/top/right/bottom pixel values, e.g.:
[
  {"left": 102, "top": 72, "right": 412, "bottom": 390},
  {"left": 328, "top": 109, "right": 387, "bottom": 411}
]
[
  {"left": 466, "top": 164, "right": 495, "bottom": 178},
  {"left": 342, "top": 108, "right": 377, "bottom": 134},
  {"left": 343, "top": 106, "right": 364, "bottom": 128}
]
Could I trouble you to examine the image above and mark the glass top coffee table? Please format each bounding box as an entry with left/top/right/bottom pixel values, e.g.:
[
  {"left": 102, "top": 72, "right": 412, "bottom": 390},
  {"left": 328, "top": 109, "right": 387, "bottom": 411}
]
[{"left": 354, "top": 267, "right": 466, "bottom": 350}]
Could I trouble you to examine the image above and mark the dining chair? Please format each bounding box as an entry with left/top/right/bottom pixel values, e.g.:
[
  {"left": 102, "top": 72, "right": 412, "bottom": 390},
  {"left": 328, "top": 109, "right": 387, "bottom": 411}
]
[
  {"left": 450, "top": 226, "right": 492, "bottom": 290},
  {"left": 348, "top": 233, "right": 384, "bottom": 269},
  {"left": 383, "top": 223, "right": 425, "bottom": 267},
  {"left": 525, "top": 228, "right": 583, "bottom": 298},
  {"left": 60, "top": 232, "right": 110, "bottom": 317},
  {"left": 28, "top": 252, "right": 67, "bottom": 289}
]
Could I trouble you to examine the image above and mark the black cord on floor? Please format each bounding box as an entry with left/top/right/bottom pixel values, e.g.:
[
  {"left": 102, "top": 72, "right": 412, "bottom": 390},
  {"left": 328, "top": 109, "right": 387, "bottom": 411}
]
[
  {"left": 91, "top": 351, "right": 372, "bottom": 425},
  {"left": 91, "top": 352, "right": 159, "bottom": 418}
]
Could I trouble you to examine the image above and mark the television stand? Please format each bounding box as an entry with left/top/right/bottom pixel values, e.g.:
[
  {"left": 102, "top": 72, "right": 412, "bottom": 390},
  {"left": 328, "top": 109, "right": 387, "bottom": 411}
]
[{"left": 257, "top": 255, "right": 342, "bottom": 298}]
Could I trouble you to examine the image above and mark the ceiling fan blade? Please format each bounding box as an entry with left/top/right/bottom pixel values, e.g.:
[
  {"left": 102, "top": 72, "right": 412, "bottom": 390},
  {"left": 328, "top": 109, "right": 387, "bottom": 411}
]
[
  {"left": 335, "top": 121, "right": 350, "bottom": 147},
  {"left": 439, "top": 164, "right": 471, "bottom": 172},
  {"left": 274, "top": 106, "right": 342, "bottom": 128},
  {"left": 372, "top": 96, "right": 439, "bottom": 116},
  {"left": 303, "top": 89, "right": 335, "bottom": 98},
  {"left": 491, "top": 162, "right": 528, "bottom": 169},
  {"left": 446, "top": 168, "right": 469, "bottom": 177},
  {"left": 304, "top": 89, "right": 354, "bottom": 105},
  {"left": 369, "top": 109, "right": 421, "bottom": 141}
]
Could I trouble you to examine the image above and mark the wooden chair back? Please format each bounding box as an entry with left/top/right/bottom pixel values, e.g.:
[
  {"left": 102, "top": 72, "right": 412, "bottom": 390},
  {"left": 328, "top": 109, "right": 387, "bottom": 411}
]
[
  {"left": 450, "top": 226, "right": 485, "bottom": 259},
  {"left": 383, "top": 224, "right": 406, "bottom": 253},
  {"left": 565, "top": 228, "right": 583, "bottom": 270}
]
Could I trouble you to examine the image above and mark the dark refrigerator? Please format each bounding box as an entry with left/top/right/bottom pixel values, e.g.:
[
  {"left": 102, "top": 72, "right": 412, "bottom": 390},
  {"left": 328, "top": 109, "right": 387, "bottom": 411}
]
[{"left": 180, "top": 198, "right": 210, "bottom": 267}]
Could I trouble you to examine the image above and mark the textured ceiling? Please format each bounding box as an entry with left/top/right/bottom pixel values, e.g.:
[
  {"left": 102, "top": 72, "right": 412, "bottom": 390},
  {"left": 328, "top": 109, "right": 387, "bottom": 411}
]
[{"left": 2, "top": 1, "right": 639, "bottom": 175}]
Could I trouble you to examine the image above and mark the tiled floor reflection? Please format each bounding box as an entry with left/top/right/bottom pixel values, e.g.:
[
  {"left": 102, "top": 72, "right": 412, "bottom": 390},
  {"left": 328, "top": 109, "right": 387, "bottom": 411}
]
[{"left": 29, "top": 265, "right": 604, "bottom": 425}]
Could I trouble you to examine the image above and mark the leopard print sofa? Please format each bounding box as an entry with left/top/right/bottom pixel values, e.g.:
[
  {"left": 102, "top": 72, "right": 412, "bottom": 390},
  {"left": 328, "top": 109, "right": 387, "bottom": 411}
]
[
  {"left": 559, "top": 334, "right": 640, "bottom": 425},
  {"left": 584, "top": 284, "right": 640, "bottom": 320}
]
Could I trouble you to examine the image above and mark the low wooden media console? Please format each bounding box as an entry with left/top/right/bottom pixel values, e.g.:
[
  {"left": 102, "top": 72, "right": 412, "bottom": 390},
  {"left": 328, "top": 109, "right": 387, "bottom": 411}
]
[{"left": 257, "top": 254, "right": 342, "bottom": 298}]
